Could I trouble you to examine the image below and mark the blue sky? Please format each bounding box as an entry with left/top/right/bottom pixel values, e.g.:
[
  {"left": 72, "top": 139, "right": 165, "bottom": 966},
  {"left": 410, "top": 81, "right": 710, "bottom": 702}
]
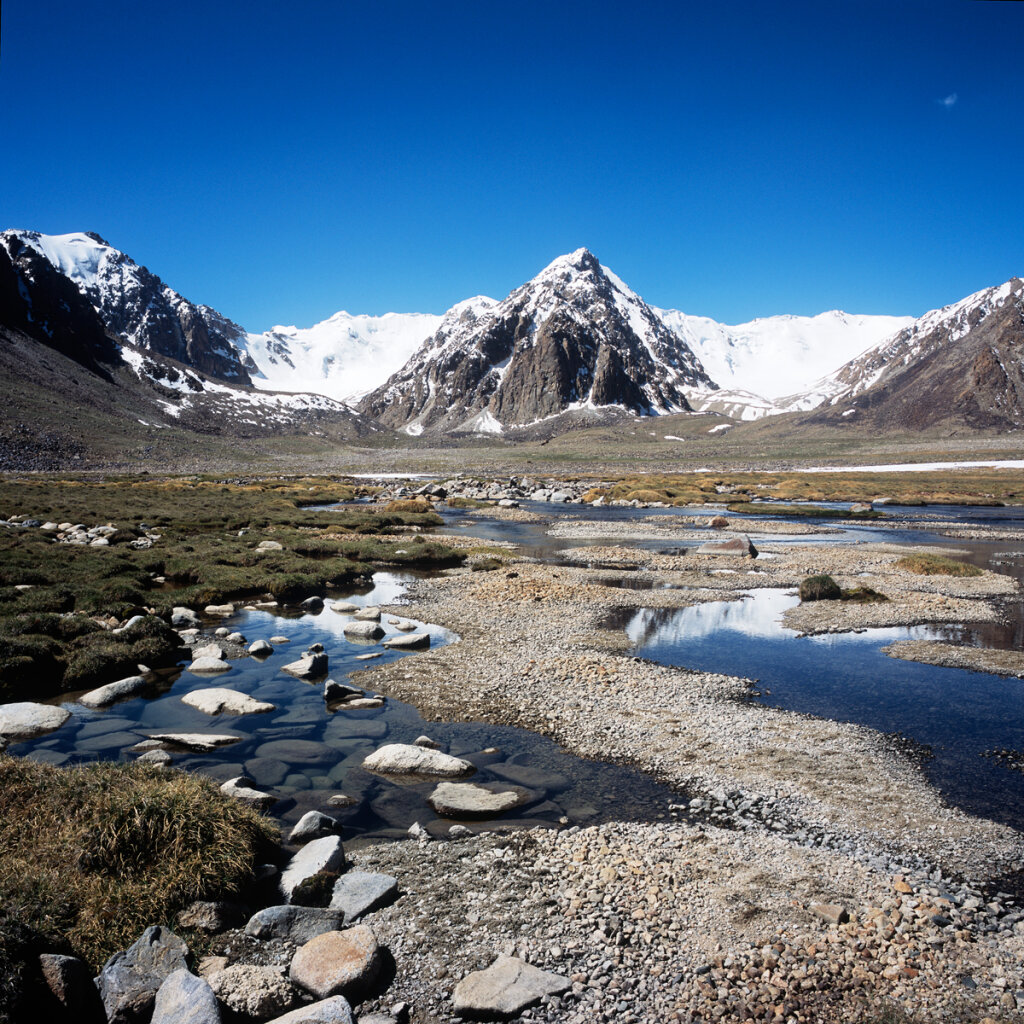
[{"left": 2, "top": 0, "right": 1022, "bottom": 330}]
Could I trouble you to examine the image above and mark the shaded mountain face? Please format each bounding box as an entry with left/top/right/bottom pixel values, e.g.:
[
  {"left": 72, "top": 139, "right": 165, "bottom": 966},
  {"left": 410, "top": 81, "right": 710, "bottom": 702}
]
[
  {"left": 3, "top": 230, "right": 253, "bottom": 385},
  {"left": 0, "top": 232, "right": 119, "bottom": 373},
  {"left": 358, "top": 249, "right": 715, "bottom": 433},
  {"left": 806, "top": 278, "right": 1024, "bottom": 431}
]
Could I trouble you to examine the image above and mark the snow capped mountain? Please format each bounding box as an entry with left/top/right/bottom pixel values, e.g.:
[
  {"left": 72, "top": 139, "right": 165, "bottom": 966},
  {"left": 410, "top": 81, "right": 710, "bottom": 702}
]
[
  {"left": 358, "top": 248, "right": 716, "bottom": 434},
  {"left": 801, "top": 277, "right": 1024, "bottom": 430},
  {"left": 4, "top": 230, "right": 253, "bottom": 384},
  {"left": 654, "top": 308, "right": 913, "bottom": 413},
  {"left": 242, "top": 298, "right": 495, "bottom": 403}
]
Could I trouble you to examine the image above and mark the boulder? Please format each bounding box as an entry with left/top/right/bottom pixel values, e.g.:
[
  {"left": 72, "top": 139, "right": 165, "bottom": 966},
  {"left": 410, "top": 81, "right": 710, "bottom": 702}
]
[
  {"left": 381, "top": 633, "right": 430, "bottom": 650},
  {"left": 342, "top": 621, "right": 384, "bottom": 640},
  {"left": 249, "top": 639, "right": 274, "bottom": 656},
  {"left": 245, "top": 905, "right": 344, "bottom": 943},
  {"left": 352, "top": 606, "right": 381, "bottom": 622},
  {"left": 38, "top": 953, "right": 106, "bottom": 1024},
  {"left": 324, "top": 680, "right": 363, "bottom": 702},
  {"left": 282, "top": 653, "right": 329, "bottom": 679},
  {"left": 256, "top": 540, "right": 283, "bottom": 551},
  {"left": 0, "top": 702, "right": 71, "bottom": 741},
  {"left": 452, "top": 956, "right": 570, "bottom": 1020},
  {"left": 220, "top": 776, "right": 276, "bottom": 810},
  {"left": 280, "top": 836, "right": 347, "bottom": 901},
  {"left": 362, "top": 744, "right": 474, "bottom": 778},
  {"left": 301, "top": 596, "right": 325, "bottom": 613},
  {"left": 192, "top": 643, "right": 225, "bottom": 661},
  {"left": 182, "top": 688, "right": 275, "bottom": 716},
  {"left": 79, "top": 675, "right": 148, "bottom": 708},
  {"left": 290, "top": 810, "right": 341, "bottom": 843},
  {"left": 329, "top": 872, "right": 398, "bottom": 923},
  {"left": 136, "top": 749, "right": 172, "bottom": 767},
  {"left": 207, "top": 965, "right": 299, "bottom": 1020},
  {"left": 204, "top": 604, "right": 235, "bottom": 616},
  {"left": 343, "top": 698, "right": 384, "bottom": 709},
  {"left": 151, "top": 970, "right": 221, "bottom": 1024},
  {"left": 330, "top": 601, "right": 358, "bottom": 613},
  {"left": 226, "top": 632, "right": 246, "bottom": 644},
  {"left": 270, "top": 635, "right": 291, "bottom": 644},
  {"left": 147, "top": 733, "right": 242, "bottom": 752},
  {"left": 414, "top": 735, "right": 440, "bottom": 749},
  {"left": 261, "top": 997, "right": 354, "bottom": 1024},
  {"left": 95, "top": 925, "right": 189, "bottom": 1024},
  {"left": 171, "top": 607, "right": 200, "bottom": 628},
  {"left": 289, "top": 927, "right": 382, "bottom": 1000},
  {"left": 187, "top": 657, "right": 232, "bottom": 674},
  {"left": 696, "top": 535, "right": 758, "bottom": 558},
  {"left": 427, "top": 782, "right": 529, "bottom": 818}
]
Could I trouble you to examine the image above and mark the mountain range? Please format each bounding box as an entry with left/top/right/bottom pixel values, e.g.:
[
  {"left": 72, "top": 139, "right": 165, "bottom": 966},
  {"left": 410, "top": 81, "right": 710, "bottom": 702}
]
[{"left": 1, "top": 227, "right": 1021, "bottom": 460}]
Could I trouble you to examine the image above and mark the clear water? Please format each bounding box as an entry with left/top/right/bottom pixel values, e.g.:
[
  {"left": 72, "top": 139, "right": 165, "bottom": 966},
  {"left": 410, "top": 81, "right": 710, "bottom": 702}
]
[{"left": 11, "top": 573, "right": 683, "bottom": 842}]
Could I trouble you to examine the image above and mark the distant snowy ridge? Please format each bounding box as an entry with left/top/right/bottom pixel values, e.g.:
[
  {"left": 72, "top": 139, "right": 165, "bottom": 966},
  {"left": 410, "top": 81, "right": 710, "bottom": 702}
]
[
  {"left": 242, "top": 298, "right": 496, "bottom": 404},
  {"left": 654, "top": 308, "right": 913, "bottom": 414}
]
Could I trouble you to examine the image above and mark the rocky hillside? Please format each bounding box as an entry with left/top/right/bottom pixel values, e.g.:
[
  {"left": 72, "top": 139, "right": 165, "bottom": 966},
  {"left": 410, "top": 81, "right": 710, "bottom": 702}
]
[
  {"left": 358, "top": 249, "right": 715, "bottom": 434},
  {"left": 3, "top": 230, "right": 255, "bottom": 384},
  {"left": 802, "top": 277, "right": 1024, "bottom": 431}
]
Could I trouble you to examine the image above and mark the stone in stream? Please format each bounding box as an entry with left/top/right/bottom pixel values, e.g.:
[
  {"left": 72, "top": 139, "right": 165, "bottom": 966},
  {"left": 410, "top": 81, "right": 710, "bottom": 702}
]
[
  {"left": 329, "top": 872, "right": 399, "bottom": 923},
  {"left": 187, "top": 657, "right": 232, "bottom": 674},
  {"left": 171, "top": 607, "right": 200, "bottom": 628},
  {"left": 245, "top": 756, "right": 291, "bottom": 787},
  {"left": 79, "top": 675, "right": 148, "bottom": 708},
  {"left": 696, "top": 534, "right": 758, "bottom": 557},
  {"left": 414, "top": 735, "right": 440, "bottom": 749},
  {"left": 361, "top": 743, "right": 474, "bottom": 778},
  {"left": 192, "top": 643, "right": 225, "bottom": 661},
  {"left": 354, "top": 652, "right": 382, "bottom": 661},
  {"left": 381, "top": 632, "right": 430, "bottom": 650},
  {"left": 270, "top": 635, "right": 291, "bottom": 644},
  {"left": 182, "top": 688, "right": 275, "bottom": 716},
  {"left": 342, "top": 620, "right": 384, "bottom": 640},
  {"left": 220, "top": 776, "right": 276, "bottom": 810},
  {"left": 255, "top": 738, "right": 337, "bottom": 764},
  {"left": 249, "top": 639, "right": 274, "bottom": 656},
  {"left": 343, "top": 698, "right": 384, "bottom": 709},
  {"left": 289, "top": 810, "right": 341, "bottom": 843},
  {"left": 204, "top": 604, "right": 235, "bottom": 616},
  {"left": 245, "top": 905, "right": 344, "bottom": 943},
  {"left": 263, "top": 997, "right": 354, "bottom": 1024},
  {"left": 452, "top": 956, "right": 570, "bottom": 1020},
  {"left": 324, "top": 679, "right": 363, "bottom": 702},
  {"left": 0, "top": 702, "right": 71, "bottom": 741},
  {"left": 352, "top": 606, "right": 381, "bottom": 622},
  {"left": 136, "top": 749, "right": 172, "bottom": 767},
  {"left": 330, "top": 601, "right": 358, "bottom": 613},
  {"left": 427, "top": 782, "right": 530, "bottom": 818},
  {"left": 301, "top": 596, "right": 325, "bottom": 612},
  {"left": 289, "top": 926, "right": 382, "bottom": 1000},
  {"left": 150, "top": 970, "right": 220, "bottom": 1024},
  {"left": 38, "top": 953, "right": 107, "bottom": 1024},
  {"left": 207, "top": 964, "right": 299, "bottom": 1019},
  {"left": 147, "top": 733, "right": 241, "bottom": 752},
  {"left": 280, "top": 836, "right": 347, "bottom": 901},
  {"left": 225, "top": 632, "right": 245, "bottom": 644},
  {"left": 282, "top": 653, "right": 329, "bottom": 679},
  {"left": 95, "top": 925, "right": 189, "bottom": 1024}
]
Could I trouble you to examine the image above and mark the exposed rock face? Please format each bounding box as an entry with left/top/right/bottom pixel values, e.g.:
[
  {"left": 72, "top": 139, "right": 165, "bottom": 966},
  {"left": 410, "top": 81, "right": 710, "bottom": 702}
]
[
  {"left": 4, "top": 230, "right": 253, "bottom": 384},
  {"left": 0, "top": 233, "right": 119, "bottom": 372},
  {"left": 359, "top": 249, "right": 714, "bottom": 434},
  {"left": 801, "top": 277, "right": 1024, "bottom": 431},
  {"left": 95, "top": 925, "right": 190, "bottom": 1024}
]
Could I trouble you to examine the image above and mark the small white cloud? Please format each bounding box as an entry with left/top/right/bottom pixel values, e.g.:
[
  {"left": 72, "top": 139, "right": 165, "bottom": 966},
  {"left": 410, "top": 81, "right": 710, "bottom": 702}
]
[{"left": 939, "top": 92, "right": 958, "bottom": 108}]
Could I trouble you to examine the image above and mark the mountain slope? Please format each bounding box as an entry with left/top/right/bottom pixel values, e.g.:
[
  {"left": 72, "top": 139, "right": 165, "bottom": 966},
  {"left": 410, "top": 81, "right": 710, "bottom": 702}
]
[
  {"left": 243, "top": 300, "right": 494, "bottom": 403},
  {"left": 358, "top": 249, "right": 715, "bottom": 433},
  {"left": 4, "top": 230, "right": 254, "bottom": 384},
  {"left": 801, "top": 277, "right": 1024, "bottom": 430}
]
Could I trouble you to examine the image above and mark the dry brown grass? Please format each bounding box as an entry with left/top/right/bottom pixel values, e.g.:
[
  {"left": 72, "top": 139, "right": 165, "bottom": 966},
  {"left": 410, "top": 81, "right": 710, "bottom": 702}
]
[
  {"left": 0, "top": 755, "right": 277, "bottom": 970},
  {"left": 895, "top": 553, "right": 983, "bottom": 577}
]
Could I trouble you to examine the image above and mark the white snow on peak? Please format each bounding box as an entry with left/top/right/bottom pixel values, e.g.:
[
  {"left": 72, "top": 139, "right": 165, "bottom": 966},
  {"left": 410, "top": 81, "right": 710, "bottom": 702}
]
[
  {"left": 655, "top": 307, "right": 913, "bottom": 402},
  {"left": 243, "top": 296, "right": 498, "bottom": 405}
]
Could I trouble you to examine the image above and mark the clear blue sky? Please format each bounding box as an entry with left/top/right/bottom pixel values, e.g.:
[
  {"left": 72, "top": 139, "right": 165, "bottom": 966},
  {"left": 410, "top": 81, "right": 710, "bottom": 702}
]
[{"left": 2, "top": 0, "right": 1021, "bottom": 331}]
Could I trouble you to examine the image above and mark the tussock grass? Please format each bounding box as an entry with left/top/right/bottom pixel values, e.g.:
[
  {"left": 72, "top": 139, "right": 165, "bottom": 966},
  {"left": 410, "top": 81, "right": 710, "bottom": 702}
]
[
  {"left": 0, "top": 755, "right": 277, "bottom": 970},
  {"left": 895, "top": 553, "right": 983, "bottom": 577},
  {"left": 799, "top": 575, "right": 842, "bottom": 601}
]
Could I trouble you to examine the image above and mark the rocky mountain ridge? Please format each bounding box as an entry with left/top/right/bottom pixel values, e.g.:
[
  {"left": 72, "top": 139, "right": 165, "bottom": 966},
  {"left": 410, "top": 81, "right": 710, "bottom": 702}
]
[{"left": 358, "top": 249, "right": 716, "bottom": 434}]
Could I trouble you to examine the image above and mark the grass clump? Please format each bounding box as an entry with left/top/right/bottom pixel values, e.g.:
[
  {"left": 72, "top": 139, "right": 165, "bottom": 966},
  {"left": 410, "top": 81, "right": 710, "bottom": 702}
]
[
  {"left": 0, "top": 755, "right": 278, "bottom": 973},
  {"left": 728, "top": 502, "right": 882, "bottom": 519},
  {"left": 383, "top": 498, "right": 434, "bottom": 514},
  {"left": 896, "top": 553, "right": 983, "bottom": 577},
  {"left": 446, "top": 496, "right": 489, "bottom": 509},
  {"left": 799, "top": 575, "right": 842, "bottom": 601},
  {"left": 840, "top": 586, "right": 889, "bottom": 603}
]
